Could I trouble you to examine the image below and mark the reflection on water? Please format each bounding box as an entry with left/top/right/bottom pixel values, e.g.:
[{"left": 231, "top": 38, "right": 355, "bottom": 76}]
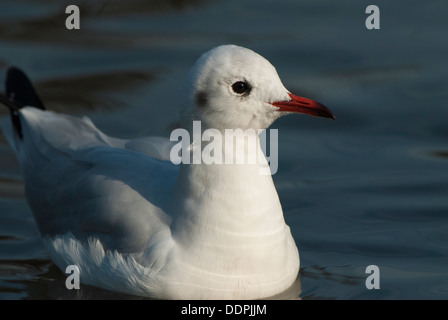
[
  {"left": 0, "top": 0, "right": 448, "bottom": 299},
  {"left": 36, "top": 70, "right": 157, "bottom": 113},
  {"left": 0, "top": 0, "right": 208, "bottom": 46},
  {"left": 0, "top": 69, "right": 158, "bottom": 115},
  {"left": 0, "top": 178, "right": 24, "bottom": 199},
  {"left": 1, "top": 260, "right": 147, "bottom": 300},
  {"left": 429, "top": 151, "right": 448, "bottom": 160}
]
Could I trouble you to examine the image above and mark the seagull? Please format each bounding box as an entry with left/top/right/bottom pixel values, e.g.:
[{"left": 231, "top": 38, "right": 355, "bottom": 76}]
[{"left": 0, "top": 45, "right": 334, "bottom": 299}]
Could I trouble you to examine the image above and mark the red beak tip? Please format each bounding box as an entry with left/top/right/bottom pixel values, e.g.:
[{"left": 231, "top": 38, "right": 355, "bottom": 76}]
[{"left": 272, "top": 93, "right": 335, "bottom": 120}]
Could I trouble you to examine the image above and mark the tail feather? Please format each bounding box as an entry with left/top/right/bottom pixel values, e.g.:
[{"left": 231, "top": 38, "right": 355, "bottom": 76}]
[{"left": 1, "top": 67, "right": 46, "bottom": 140}]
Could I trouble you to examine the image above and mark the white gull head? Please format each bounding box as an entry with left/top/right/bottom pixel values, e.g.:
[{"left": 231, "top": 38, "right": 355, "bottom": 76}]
[{"left": 180, "top": 44, "right": 334, "bottom": 132}]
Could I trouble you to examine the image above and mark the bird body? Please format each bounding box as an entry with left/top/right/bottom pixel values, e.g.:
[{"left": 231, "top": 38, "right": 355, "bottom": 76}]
[{"left": 1, "top": 45, "right": 333, "bottom": 299}]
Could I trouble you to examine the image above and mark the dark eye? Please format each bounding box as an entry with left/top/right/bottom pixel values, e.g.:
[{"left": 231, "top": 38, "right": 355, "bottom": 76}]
[{"left": 231, "top": 81, "right": 251, "bottom": 95}]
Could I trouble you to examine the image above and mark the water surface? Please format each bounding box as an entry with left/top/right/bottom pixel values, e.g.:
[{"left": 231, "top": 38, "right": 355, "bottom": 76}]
[{"left": 0, "top": 0, "right": 447, "bottom": 299}]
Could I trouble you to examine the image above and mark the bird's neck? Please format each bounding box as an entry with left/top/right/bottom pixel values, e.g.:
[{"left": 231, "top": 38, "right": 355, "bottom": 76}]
[{"left": 171, "top": 130, "right": 285, "bottom": 245}]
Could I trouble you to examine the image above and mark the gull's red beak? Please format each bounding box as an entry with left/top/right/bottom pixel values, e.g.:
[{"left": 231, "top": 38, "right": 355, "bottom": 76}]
[{"left": 271, "top": 93, "right": 335, "bottom": 120}]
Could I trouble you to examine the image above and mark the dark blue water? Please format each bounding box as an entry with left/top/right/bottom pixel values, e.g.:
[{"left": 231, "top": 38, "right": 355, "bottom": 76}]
[{"left": 0, "top": 0, "right": 447, "bottom": 299}]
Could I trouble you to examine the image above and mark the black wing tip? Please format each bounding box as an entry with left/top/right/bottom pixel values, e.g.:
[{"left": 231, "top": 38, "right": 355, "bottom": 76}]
[
  {"left": 5, "top": 66, "right": 46, "bottom": 111},
  {"left": 7, "top": 66, "right": 28, "bottom": 80},
  {"left": 0, "top": 93, "right": 23, "bottom": 140},
  {"left": 0, "top": 94, "right": 18, "bottom": 111},
  {"left": 1, "top": 66, "right": 46, "bottom": 140}
]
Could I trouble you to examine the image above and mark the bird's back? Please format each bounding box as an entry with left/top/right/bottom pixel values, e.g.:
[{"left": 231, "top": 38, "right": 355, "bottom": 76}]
[{"left": 3, "top": 107, "right": 178, "bottom": 254}]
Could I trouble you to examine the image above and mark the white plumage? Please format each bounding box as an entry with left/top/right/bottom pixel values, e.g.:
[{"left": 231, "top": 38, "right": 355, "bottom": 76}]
[{"left": 1, "top": 45, "right": 334, "bottom": 299}]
